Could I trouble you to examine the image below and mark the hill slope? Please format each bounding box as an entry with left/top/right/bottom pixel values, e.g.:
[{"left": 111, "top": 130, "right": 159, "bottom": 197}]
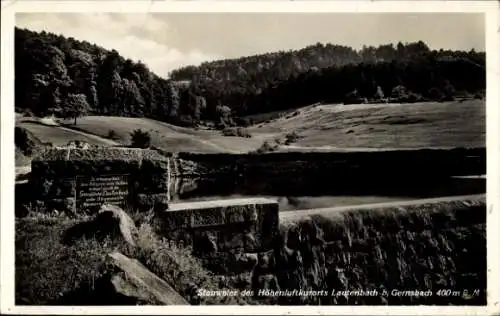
[
  {"left": 15, "top": 27, "right": 203, "bottom": 127},
  {"left": 16, "top": 98, "right": 484, "bottom": 161},
  {"left": 16, "top": 27, "right": 485, "bottom": 126},
  {"left": 171, "top": 41, "right": 485, "bottom": 117},
  {"left": 251, "top": 99, "right": 485, "bottom": 149}
]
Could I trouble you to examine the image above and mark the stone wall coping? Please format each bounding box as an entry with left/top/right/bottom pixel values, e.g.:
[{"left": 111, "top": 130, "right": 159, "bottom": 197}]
[
  {"left": 168, "top": 197, "right": 278, "bottom": 212},
  {"left": 280, "top": 194, "right": 486, "bottom": 225},
  {"left": 33, "top": 147, "right": 169, "bottom": 162}
]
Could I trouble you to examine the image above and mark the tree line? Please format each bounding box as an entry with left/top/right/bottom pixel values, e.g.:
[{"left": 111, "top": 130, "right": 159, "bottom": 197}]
[
  {"left": 171, "top": 41, "right": 485, "bottom": 117},
  {"left": 15, "top": 27, "right": 485, "bottom": 127},
  {"left": 15, "top": 27, "right": 205, "bottom": 126}
]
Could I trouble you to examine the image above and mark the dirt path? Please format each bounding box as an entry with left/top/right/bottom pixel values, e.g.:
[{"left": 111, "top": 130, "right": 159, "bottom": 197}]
[{"left": 280, "top": 194, "right": 486, "bottom": 223}]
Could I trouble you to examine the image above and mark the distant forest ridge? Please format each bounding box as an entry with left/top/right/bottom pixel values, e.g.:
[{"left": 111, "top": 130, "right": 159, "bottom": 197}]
[{"left": 15, "top": 27, "right": 485, "bottom": 128}]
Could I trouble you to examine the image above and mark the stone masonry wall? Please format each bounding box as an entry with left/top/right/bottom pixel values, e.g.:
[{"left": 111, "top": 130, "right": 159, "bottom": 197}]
[
  {"left": 29, "top": 147, "right": 172, "bottom": 215},
  {"left": 152, "top": 198, "right": 279, "bottom": 274},
  {"left": 250, "top": 198, "right": 486, "bottom": 305}
]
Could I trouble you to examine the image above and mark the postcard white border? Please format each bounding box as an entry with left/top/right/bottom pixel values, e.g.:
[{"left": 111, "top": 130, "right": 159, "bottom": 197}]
[{"left": 1, "top": 1, "right": 499, "bottom": 315}]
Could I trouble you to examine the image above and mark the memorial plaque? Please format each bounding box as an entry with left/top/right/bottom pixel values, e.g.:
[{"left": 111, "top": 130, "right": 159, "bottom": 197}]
[{"left": 76, "top": 174, "right": 131, "bottom": 211}]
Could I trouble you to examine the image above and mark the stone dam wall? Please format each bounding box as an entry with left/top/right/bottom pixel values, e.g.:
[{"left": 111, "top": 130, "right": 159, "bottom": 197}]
[
  {"left": 227, "top": 197, "right": 485, "bottom": 305},
  {"left": 26, "top": 147, "right": 486, "bottom": 214},
  {"left": 24, "top": 147, "right": 487, "bottom": 305},
  {"left": 149, "top": 196, "right": 486, "bottom": 305}
]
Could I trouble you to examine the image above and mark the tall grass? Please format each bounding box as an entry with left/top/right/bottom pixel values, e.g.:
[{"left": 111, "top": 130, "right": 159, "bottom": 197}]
[{"left": 15, "top": 215, "right": 255, "bottom": 305}]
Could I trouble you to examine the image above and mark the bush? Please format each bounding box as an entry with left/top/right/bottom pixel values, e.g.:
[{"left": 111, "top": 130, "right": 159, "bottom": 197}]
[
  {"left": 284, "top": 131, "right": 301, "bottom": 145},
  {"left": 253, "top": 140, "right": 278, "bottom": 154},
  {"left": 222, "top": 127, "right": 252, "bottom": 138},
  {"left": 234, "top": 117, "right": 251, "bottom": 127},
  {"left": 15, "top": 126, "right": 42, "bottom": 156},
  {"left": 107, "top": 130, "right": 118, "bottom": 140},
  {"left": 176, "top": 116, "right": 197, "bottom": 128},
  {"left": 427, "top": 87, "right": 445, "bottom": 101},
  {"left": 23, "top": 109, "right": 36, "bottom": 117},
  {"left": 222, "top": 128, "right": 237, "bottom": 136},
  {"left": 130, "top": 223, "right": 250, "bottom": 305},
  {"left": 130, "top": 129, "right": 152, "bottom": 148},
  {"left": 237, "top": 127, "right": 252, "bottom": 138}
]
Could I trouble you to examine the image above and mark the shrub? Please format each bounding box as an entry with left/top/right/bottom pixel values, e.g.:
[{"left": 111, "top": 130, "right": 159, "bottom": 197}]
[
  {"left": 254, "top": 140, "right": 278, "bottom": 154},
  {"left": 15, "top": 126, "right": 42, "bottom": 156},
  {"left": 234, "top": 117, "right": 251, "bottom": 127},
  {"left": 107, "top": 129, "right": 118, "bottom": 140},
  {"left": 237, "top": 127, "right": 252, "bottom": 138},
  {"left": 284, "top": 131, "right": 301, "bottom": 145},
  {"left": 130, "top": 129, "right": 152, "bottom": 148},
  {"left": 176, "top": 116, "right": 197, "bottom": 128},
  {"left": 222, "top": 127, "right": 252, "bottom": 138},
  {"left": 129, "top": 223, "right": 251, "bottom": 305},
  {"left": 427, "top": 87, "right": 445, "bottom": 101},
  {"left": 406, "top": 92, "right": 425, "bottom": 103},
  {"left": 222, "top": 128, "right": 237, "bottom": 136},
  {"left": 23, "top": 109, "right": 36, "bottom": 117}
]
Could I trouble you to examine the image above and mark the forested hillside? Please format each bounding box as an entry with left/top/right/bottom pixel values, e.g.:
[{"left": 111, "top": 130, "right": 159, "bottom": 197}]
[
  {"left": 16, "top": 27, "right": 485, "bottom": 127},
  {"left": 171, "top": 42, "right": 485, "bottom": 116},
  {"left": 15, "top": 27, "right": 205, "bottom": 127}
]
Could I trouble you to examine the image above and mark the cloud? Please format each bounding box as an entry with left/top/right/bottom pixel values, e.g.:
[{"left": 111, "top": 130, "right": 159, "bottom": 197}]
[
  {"left": 15, "top": 13, "right": 220, "bottom": 77},
  {"left": 15, "top": 12, "right": 484, "bottom": 78}
]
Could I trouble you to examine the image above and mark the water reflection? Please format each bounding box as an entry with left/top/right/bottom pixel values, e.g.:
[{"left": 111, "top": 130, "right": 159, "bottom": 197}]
[{"left": 169, "top": 175, "right": 485, "bottom": 211}]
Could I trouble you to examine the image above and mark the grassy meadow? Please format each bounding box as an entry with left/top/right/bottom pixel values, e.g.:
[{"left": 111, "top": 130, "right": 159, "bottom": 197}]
[
  {"left": 16, "top": 100, "right": 485, "bottom": 164},
  {"left": 250, "top": 99, "right": 485, "bottom": 149},
  {"left": 18, "top": 122, "right": 115, "bottom": 147}
]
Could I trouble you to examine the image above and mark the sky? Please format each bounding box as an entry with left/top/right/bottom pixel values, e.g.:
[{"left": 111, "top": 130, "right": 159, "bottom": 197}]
[{"left": 15, "top": 13, "right": 485, "bottom": 78}]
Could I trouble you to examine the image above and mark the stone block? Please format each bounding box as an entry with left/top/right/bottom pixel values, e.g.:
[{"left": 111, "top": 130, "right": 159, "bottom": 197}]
[
  {"left": 160, "top": 210, "right": 192, "bottom": 229},
  {"left": 220, "top": 229, "right": 259, "bottom": 252},
  {"left": 225, "top": 205, "right": 258, "bottom": 224},
  {"left": 28, "top": 147, "right": 172, "bottom": 215},
  {"left": 136, "top": 193, "right": 169, "bottom": 212},
  {"left": 156, "top": 198, "right": 279, "bottom": 256},
  {"left": 191, "top": 208, "right": 226, "bottom": 228}
]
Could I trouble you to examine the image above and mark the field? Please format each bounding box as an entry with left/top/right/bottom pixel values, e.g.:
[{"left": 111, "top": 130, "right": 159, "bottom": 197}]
[
  {"left": 18, "top": 122, "right": 116, "bottom": 147},
  {"left": 16, "top": 100, "right": 485, "bottom": 164},
  {"left": 249, "top": 99, "right": 485, "bottom": 149},
  {"left": 56, "top": 116, "right": 266, "bottom": 153}
]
